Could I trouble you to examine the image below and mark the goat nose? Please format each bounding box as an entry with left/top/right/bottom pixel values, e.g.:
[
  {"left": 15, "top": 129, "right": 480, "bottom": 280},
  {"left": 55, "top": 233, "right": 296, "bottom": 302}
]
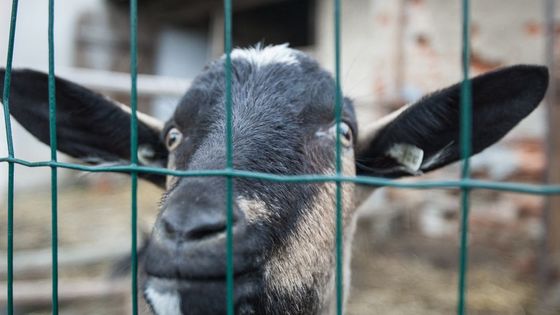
[{"left": 160, "top": 208, "right": 236, "bottom": 242}]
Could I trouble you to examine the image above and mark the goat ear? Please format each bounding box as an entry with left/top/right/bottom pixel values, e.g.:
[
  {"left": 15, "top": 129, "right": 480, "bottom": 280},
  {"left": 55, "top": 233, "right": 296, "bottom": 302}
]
[
  {"left": 355, "top": 65, "right": 548, "bottom": 178},
  {"left": 0, "top": 68, "right": 168, "bottom": 187}
]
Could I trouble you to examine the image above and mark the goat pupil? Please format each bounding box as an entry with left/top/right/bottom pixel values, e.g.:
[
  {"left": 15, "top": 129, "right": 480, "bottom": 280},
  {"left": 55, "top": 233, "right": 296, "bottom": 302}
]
[{"left": 168, "top": 136, "right": 176, "bottom": 146}]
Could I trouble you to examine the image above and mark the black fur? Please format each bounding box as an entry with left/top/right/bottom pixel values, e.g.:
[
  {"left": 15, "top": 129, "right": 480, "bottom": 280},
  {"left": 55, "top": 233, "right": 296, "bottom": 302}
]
[
  {"left": 0, "top": 69, "right": 168, "bottom": 186},
  {"left": 144, "top": 51, "right": 352, "bottom": 314},
  {"left": 356, "top": 65, "right": 549, "bottom": 177}
]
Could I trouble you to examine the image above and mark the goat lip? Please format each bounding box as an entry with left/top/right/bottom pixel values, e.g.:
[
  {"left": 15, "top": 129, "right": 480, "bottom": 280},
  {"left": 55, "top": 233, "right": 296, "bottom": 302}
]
[
  {"left": 143, "top": 240, "right": 264, "bottom": 282},
  {"left": 143, "top": 249, "right": 262, "bottom": 281},
  {"left": 145, "top": 266, "right": 258, "bottom": 283}
]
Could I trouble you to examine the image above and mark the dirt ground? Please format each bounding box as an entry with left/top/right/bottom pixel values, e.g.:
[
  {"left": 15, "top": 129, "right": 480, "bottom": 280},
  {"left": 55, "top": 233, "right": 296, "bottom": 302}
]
[
  {"left": 0, "top": 174, "right": 543, "bottom": 314},
  {"left": 347, "top": 221, "right": 536, "bottom": 315}
]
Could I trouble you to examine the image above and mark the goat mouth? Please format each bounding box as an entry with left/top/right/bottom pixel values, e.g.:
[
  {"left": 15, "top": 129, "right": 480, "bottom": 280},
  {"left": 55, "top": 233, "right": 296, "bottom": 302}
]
[
  {"left": 144, "top": 273, "right": 262, "bottom": 315},
  {"left": 145, "top": 267, "right": 258, "bottom": 283},
  {"left": 143, "top": 240, "right": 264, "bottom": 282}
]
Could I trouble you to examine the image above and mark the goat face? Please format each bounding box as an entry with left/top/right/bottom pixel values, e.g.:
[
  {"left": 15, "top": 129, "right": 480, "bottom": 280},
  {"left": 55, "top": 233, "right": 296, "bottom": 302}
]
[
  {"left": 0, "top": 45, "right": 548, "bottom": 315},
  {"left": 143, "top": 45, "right": 359, "bottom": 315}
]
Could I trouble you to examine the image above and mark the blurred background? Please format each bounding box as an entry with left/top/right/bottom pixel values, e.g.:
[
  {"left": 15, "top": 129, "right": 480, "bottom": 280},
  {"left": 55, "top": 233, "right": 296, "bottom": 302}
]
[{"left": 0, "top": 0, "right": 559, "bottom": 314}]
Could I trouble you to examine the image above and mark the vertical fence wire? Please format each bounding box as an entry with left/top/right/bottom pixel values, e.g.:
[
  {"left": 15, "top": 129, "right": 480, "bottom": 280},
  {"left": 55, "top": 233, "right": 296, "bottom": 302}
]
[
  {"left": 129, "top": 0, "right": 139, "bottom": 314},
  {"left": 223, "top": 0, "right": 235, "bottom": 314},
  {"left": 457, "top": 0, "right": 472, "bottom": 314},
  {"left": 2, "top": 1, "right": 19, "bottom": 314},
  {"left": 47, "top": 0, "right": 59, "bottom": 314},
  {"left": 333, "top": 0, "right": 344, "bottom": 314}
]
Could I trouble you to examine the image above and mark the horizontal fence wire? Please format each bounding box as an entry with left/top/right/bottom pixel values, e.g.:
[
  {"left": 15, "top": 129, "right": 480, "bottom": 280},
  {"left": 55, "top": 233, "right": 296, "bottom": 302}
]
[
  {"left": 1, "top": 157, "right": 560, "bottom": 194},
  {"left": 2, "top": 1, "right": 19, "bottom": 314}
]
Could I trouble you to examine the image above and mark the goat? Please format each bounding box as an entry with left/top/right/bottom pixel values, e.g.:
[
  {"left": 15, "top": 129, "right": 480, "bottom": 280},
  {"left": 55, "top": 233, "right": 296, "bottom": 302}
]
[{"left": 0, "top": 44, "right": 548, "bottom": 315}]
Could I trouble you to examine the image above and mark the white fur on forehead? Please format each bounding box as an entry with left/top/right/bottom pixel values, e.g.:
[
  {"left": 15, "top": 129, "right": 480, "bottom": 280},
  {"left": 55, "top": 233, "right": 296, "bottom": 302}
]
[{"left": 230, "top": 44, "right": 299, "bottom": 68}]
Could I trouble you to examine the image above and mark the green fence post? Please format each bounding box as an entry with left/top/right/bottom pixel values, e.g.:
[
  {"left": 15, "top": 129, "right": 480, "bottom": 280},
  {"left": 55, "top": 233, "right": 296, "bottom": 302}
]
[
  {"left": 47, "top": 0, "right": 60, "bottom": 314},
  {"left": 457, "top": 0, "right": 472, "bottom": 314},
  {"left": 223, "top": 0, "right": 235, "bottom": 314},
  {"left": 2, "top": 1, "right": 20, "bottom": 314},
  {"left": 129, "top": 0, "right": 139, "bottom": 314},
  {"left": 333, "top": 0, "right": 344, "bottom": 314}
]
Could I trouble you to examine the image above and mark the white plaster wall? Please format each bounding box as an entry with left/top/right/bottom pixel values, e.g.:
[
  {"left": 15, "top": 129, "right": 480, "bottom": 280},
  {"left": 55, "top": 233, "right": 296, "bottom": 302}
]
[
  {"left": 314, "top": 0, "right": 554, "bottom": 137},
  {"left": 152, "top": 28, "right": 209, "bottom": 121},
  {"left": 0, "top": 0, "right": 105, "bottom": 193}
]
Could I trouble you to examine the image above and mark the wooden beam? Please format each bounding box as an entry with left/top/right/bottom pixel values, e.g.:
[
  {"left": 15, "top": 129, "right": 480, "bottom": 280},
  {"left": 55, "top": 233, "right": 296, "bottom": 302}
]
[
  {"left": 0, "top": 242, "right": 132, "bottom": 277},
  {"left": 0, "top": 279, "right": 129, "bottom": 305},
  {"left": 108, "top": 0, "right": 292, "bottom": 25}
]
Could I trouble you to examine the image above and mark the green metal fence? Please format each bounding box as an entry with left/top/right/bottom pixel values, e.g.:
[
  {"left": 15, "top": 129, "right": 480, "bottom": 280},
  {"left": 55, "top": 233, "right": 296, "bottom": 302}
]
[{"left": 3, "top": 0, "right": 560, "bottom": 315}]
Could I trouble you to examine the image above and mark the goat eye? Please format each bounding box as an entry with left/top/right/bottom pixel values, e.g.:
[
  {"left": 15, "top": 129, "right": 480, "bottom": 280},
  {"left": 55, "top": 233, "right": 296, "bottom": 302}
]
[
  {"left": 339, "top": 122, "right": 353, "bottom": 146},
  {"left": 329, "top": 122, "right": 353, "bottom": 147},
  {"left": 165, "top": 128, "right": 183, "bottom": 151}
]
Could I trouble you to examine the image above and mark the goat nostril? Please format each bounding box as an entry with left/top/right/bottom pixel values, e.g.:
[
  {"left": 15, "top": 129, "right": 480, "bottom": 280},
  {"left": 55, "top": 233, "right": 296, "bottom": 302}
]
[
  {"left": 160, "top": 207, "right": 239, "bottom": 242},
  {"left": 163, "top": 219, "right": 177, "bottom": 239},
  {"left": 187, "top": 222, "right": 227, "bottom": 240}
]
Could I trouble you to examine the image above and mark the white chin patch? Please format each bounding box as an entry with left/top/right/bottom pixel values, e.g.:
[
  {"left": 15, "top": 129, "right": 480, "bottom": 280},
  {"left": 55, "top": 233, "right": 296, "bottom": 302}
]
[
  {"left": 230, "top": 43, "right": 299, "bottom": 68},
  {"left": 145, "top": 286, "right": 182, "bottom": 315}
]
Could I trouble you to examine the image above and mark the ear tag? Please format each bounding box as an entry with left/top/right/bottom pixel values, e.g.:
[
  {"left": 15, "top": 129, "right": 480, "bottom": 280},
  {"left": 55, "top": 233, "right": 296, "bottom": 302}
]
[
  {"left": 138, "top": 144, "right": 156, "bottom": 165},
  {"left": 387, "top": 143, "right": 424, "bottom": 173}
]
